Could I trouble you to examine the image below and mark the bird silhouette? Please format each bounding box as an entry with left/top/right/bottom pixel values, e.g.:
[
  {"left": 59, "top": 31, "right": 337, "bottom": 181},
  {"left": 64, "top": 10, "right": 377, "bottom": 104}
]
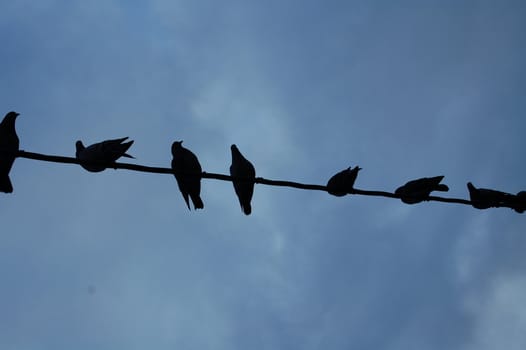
[
  {"left": 0, "top": 111, "right": 20, "bottom": 193},
  {"left": 75, "top": 137, "right": 134, "bottom": 172},
  {"left": 395, "top": 176, "right": 449, "bottom": 204},
  {"left": 171, "top": 141, "right": 204, "bottom": 210},
  {"left": 326, "top": 166, "right": 361, "bottom": 197},
  {"left": 230, "top": 144, "right": 256, "bottom": 215},
  {"left": 466, "top": 182, "right": 513, "bottom": 209}
]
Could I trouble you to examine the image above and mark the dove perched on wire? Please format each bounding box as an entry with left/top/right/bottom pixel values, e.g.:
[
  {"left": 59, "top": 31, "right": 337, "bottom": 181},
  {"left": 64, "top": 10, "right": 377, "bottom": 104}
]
[
  {"left": 75, "top": 137, "right": 134, "bottom": 172},
  {"left": 395, "top": 176, "right": 449, "bottom": 204},
  {"left": 0, "top": 111, "right": 20, "bottom": 193},
  {"left": 171, "top": 141, "right": 204, "bottom": 210},
  {"left": 230, "top": 144, "right": 256, "bottom": 215},
  {"left": 466, "top": 182, "right": 513, "bottom": 210},
  {"left": 326, "top": 166, "right": 361, "bottom": 197}
]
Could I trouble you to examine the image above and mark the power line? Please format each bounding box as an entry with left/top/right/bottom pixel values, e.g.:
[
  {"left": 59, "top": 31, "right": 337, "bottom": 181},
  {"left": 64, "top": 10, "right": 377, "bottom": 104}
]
[{"left": 16, "top": 150, "right": 521, "bottom": 211}]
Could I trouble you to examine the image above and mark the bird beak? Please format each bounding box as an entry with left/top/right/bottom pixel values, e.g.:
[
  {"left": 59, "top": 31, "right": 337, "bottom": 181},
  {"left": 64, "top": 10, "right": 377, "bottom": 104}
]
[{"left": 14, "top": 112, "right": 20, "bottom": 118}]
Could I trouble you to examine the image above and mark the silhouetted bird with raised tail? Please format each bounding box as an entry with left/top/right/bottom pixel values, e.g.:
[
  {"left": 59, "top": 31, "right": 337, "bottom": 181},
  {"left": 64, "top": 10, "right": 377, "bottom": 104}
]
[
  {"left": 466, "top": 182, "right": 513, "bottom": 209},
  {"left": 0, "top": 111, "right": 20, "bottom": 193},
  {"left": 326, "top": 166, "right": 361, "bottom": 197},
  {"left": 395, "top": 176, "right": 449, "bottom": 204},
  {"left": 75, "top": 137, "right": 134, "bottom": 172},
  {"left": 171, "top": 141, "right": 204, "bottom": 210},
  {"left": 230, "top": 144, "right": 256, "bottom": 215}
]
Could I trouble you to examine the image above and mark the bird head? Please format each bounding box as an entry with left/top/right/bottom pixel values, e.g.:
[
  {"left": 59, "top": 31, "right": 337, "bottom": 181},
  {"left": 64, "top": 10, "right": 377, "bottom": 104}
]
[
  {"left": 230, "top": 144, "right": 240, "bottom": 155},
  {"left": 1, "top": 111, "right": 19, "bottom": 126},
  {"left": 171, "top": 140, "right": 183, "bottom": 155},
  {"left": 75, "top": 140, "right": 85, "bottom": 152}
]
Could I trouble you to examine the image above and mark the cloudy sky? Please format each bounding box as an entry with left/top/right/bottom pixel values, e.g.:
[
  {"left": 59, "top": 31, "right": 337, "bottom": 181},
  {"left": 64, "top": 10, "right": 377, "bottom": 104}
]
[{"left": 1, "top": 1, "right": 526, "bottom": 349}]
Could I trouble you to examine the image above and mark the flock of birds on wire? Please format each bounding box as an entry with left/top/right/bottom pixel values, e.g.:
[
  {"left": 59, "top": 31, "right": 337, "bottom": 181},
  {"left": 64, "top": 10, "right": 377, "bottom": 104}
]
[{"left": 1, "top": 111, "right": 525, "bottom": 215}]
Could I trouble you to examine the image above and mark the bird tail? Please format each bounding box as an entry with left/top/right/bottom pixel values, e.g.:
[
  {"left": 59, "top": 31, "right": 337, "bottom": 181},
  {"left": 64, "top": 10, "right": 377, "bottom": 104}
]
[
  {"left": 121, "top": 140, "right": 135, "bottom": 158},
  {"left": 241, "top": 203, "right": 252, "bottom": 215},
  {"left": 191, "top": 194, "right": 204, "bottom": 210},
  {"left": 0, "top": 176, "right": 13, "bottom": 193},
  {"left": 111, "top": 136, "right": 130, "bottom": 143},
  {"left": 182, "top": 193, "right": 191, "bottom": 210},
  {"left": 436, "top": 184, "right": 449, "bottom": 192}
]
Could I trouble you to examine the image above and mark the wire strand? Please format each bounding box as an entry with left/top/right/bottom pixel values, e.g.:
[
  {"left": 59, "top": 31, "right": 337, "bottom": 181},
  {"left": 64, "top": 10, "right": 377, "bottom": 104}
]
[{"left": 14, "top": 149, "right": 513, "bottom": 210}]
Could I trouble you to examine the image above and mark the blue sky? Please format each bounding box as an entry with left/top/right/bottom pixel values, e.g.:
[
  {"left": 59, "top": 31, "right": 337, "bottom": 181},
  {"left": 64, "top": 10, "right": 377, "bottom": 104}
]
[{"left": 1, "top": 1, "right": 526, "bottom": 349}]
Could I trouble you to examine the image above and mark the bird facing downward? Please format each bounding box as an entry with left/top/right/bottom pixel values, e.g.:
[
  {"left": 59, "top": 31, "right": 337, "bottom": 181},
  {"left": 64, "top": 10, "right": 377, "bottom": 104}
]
[
  {"left": 326, "top": 166, "right": 361, "bottom": 197},
  {"left": 0, "top": 111, "right": 20, "bottom": 193},
  {"left": 75, "top": 137, "right": 134, "bottom": 172},
  {"left": 467, "top": 182, "right": 513, "bottom": 210},
  {"left": 230, "top": 144, "right": 256, "bottom": 215},
  {"left": 171, "top": 141, "right": 204, "bottom": 210},
  {"left": 395, "top": 176, "right": 449, "bottom": 204}
]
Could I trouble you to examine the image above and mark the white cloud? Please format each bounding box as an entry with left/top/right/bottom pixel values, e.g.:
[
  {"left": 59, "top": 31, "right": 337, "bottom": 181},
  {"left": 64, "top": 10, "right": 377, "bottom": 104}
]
[
  {"left": 187, "top": 74, "right": 307, "bottom": 192},
  {"left": 454, "top": 216, "right": 492, "bottom": 286},
  {"left": 464, "top": 274, "right": 526, "bottom": 350}
]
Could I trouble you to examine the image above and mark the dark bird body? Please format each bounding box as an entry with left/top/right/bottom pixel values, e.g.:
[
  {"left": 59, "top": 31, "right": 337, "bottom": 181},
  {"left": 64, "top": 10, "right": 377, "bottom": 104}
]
[
  {"left": 395, "top": 176, "right": 449, "bottom": 204},
  {"left": 75, "top": 137, "right": 134, "bottom": 172},
  {"left": 171, "top": 141, "right": 204, "bottom": 210},
  {"left": 510, "top": 191, "right": 526, "bottom": 213},
  {"left": 230, "top": 144, "right": 256, "bottom": 215},
  {"left": 0, "top": 111, "right": 20, "bottom": 193},
  {"left": 467, "top": 182, "right": 513, "bottom": 210},
  {"left": 326, "top": 166, "right": 361, "bottom": 197}
]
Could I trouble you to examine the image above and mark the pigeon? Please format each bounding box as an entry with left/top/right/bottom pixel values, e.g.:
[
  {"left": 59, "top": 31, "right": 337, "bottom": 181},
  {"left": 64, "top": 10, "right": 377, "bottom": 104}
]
[
  {"left": 326, "top": 166, "right": 361, "bottom": 197},
  {"left": 171, "top": 141, "right": 204, "bottom": 210},
  {"left": 466, "top": 182, "right": 513, "bottom": 210},
  {"left": 230, "top": 144, "right": 256, "bottom": 215},
  {"left": 0, "top": 111, "right": 20, "bottom": 193},
  {"left": 75, "top": 137, "right": 134, "bottom": 172},
  {"left": 395, "top": 176, "right": 449, "bottom": 204}
]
